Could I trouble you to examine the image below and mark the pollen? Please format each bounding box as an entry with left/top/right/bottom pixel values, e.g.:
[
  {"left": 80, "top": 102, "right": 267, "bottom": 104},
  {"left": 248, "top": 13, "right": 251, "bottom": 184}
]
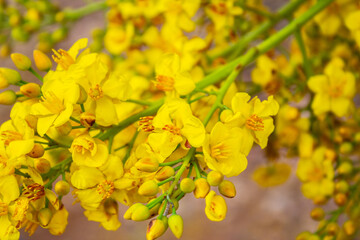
[
  {"left": 162, "top": 124, "right": 181, "bottom": 135},
  {"left": 211, "top": 142, "right": 230, "bottom": 160},
  {"left": 210, "top": 3, "right": 227, "bottom": 15},
  {"left": 41, "top": 92, "right": 65, "bottom": 114},
  {"left": 52, "top": 49, "right": 75, "bottom": 70},
  {"left": 1, "top": 130, "right": 23, "bottom": 146},
  {"left": 72, "top": 138, "right": 95, "bottom": 155},
  {"left": 328, "top": 83, "right": 344, "bottom": 98},
  {"left": 88, "top": 84, "right": 104, "bottom": 100},
  {"left": 138, "top": 116, "right": 155, "bottom": 132},
  {"left": 246, "top": 114, "right": 264, "bottom": 131},
  {"left": 22, "top": 183, "right": 45, "bottom": 201},
  {"left": 97, "top": 180, "right": 115, "bottom": 199},
  {"left": 154, "top": 75, "right": 175, "bottom": 91},
  {"left": 12, "top": 197, "right": 30, "bottom": 228}
]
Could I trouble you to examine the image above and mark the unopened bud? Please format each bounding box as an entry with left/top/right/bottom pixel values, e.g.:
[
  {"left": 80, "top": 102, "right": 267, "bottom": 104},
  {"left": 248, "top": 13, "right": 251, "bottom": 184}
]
[
  {"left": 0, "top": 90, "right": 17, "bottom": 105},
  {"left": 20, "top": 83, "right": 41, "bottom": 98},
  {"left": 104, "top": 198, "right": 118, "bottom": 215},
  {"left": 80, "top": 112, "right": 95, "bottom": 128},
  {"left": 34, "top": 158, "right": 51, "bottom": 174},
  {"left": 180, "top": 178, "right": 195, "bottom": 193},
  {"left": 334, "top": 193, "right": 347, "bottom": 206},
  {"left": 338, "top": 161, "right": 353, "bottom": 176},
  {"left": 146, "top": 218, "right": 167, "bottom": 240},
  {"left": 135, "top": 158, "right": 159, "bottom": 172},
  {"left": 335, "top": 180, "right": 349, "bottom": 194},
  {"left": 155, "top": 166, "right": 175, "bottom": 181},
  {"left": 138, "top": 180, "right": 159, "bottom": 196},
  {"left": 148, "top": 199, "right": 162, "bottom": 216},
  {"left": 33, "top": 50, "right": 52, "bottom": 71},
  {"left": 327, "top": 222, "right": 339, "bottom": 236},
  {"left": 131, "top": 204, "right": 151, "bottom": 221},
  {"left": 193, "top": 178, "right": 210, "bottom": 198},
  {"left": 54, "top": 180, "right": 70, "bottom": 196},
  {"left": 218, "top": 180, "right": 236, "bottom": 198},
  {"left": 27, "top": 143, "right": 45, "bottom": 158},
  {"left": 339, "top": 142, "right": 353, "bottom": 154},
  {"left": 56, "top": 121, "right": 72, "bottom": 136},
  {"left": 168, "top": 214, "right": 183, "bottom": 239},
  {"left": 11, "top": 53, "right": 32, "bottom": 70},
  {"left": 310, "top": 207, "right": 325, "bottom": 221},
  {"left": 38, "top": 208, "right": 53, "bottom": 227},
  {"left": 0, "top": 75, "right": 8, "bottom": 89},
  {"left": 124, "top": 203, "right": 143, "bottom": 220},
  {"left": 354, "top": 132, "right": 360, "bottom": 143},
  {"left": 285, "top": 106, "right": 299, "bottom": 121},
  {"left": 325, "top": 149, "right": 336, "bottom": 162},
  {"left": 343, "top": 220, "right": 355, "bottom": 235},
  {"left": 77, "top": 85, "right": 88, "bottom": 104},
  {"left": 207, "top": 171, "right": 223, "bottom": 186},
  {"left": 296, "top": 231, "right": 312, "bottom": 240}
]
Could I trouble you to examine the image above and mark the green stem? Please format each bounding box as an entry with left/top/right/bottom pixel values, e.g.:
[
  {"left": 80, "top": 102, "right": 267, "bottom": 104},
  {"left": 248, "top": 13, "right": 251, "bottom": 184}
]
[
  {"left": 159, "top": 158, "right": 184, "bottom": 167},
  {"left": 166, "top": 148, "right": 195, "bottom": 196},
  {"left": 146, "top": 193, "right": 166, "bottom": 209},
  {"left": 294, "top": 30, "right": 312, "bottom": 78},
  {"left": 210, "top": 0, "right": 305, "bottom": 60},
  {"left": 28, "top": 67, "right": 43, "bottom": 82},
  {"left": 70, "top": 116, "right": 81, "bottom": 124},
  {"left": 237, "top": 3, "right": 275, "bottom": 20},
  {"left": 197, "top": 0, "right": 334, "bottom": 90},
  {"left": 125, "top": 99, "right": 152, "bottom": 106},
  {"left": 64, "top": 1, "right": 108, "bottom": 21},
  {"left": 15, "top": 169, "right": 30, "bottom": 178},
  {"left": 121, "top": 130, "right": 139, "bottom": 164},
  {"left": 193, "top": 161, "right": 201, "bottom": 179},
  {"left": 157, "top": 177, "right": 175, "bottom": 186}
]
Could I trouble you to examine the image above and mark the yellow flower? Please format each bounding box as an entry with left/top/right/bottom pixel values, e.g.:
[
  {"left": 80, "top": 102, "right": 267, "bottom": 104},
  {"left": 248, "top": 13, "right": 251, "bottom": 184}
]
[
  {"left": 307, "top": 58, "right": 355, "bottom": 117},
  {"left": 104, "top": 23, "right": 134, "bottom": 55},
  {"left": 252, "top": 163, "right": 291, "bottom": 187},
  {"left": 203, "top": 122, "right": 247, "bottom": 177},
  {"left": 71, "top": 155, "right": 124, "bottom": 209},
  {"left": 205, "top": 190, "right": 227, "bottom": 221},
  {"left": 154, "top": 53, "right": 195, "bottom": 96},
  {"left": 345, "top": 10, "right": 360, "bottom": 47},
  {"left": 205, "top": 0, "right": 243, "bottom": 31},
  {"left": 221, "top": 92, "right": 279, "bottom": 154},
  {"left": 296, "top": 147, "right": 334, "bottom": 200},
  {"left": 84, "top": 199, "right": 121, "bottom": 231},
  {"left": 70, "top": 134, "right": 108, "bottom": 168},
  {"left": 147, "top": 98, "right": 205, "bottom": 160},
  {"left": 0, "top": 175, "right": 20, "bottom": 240}
]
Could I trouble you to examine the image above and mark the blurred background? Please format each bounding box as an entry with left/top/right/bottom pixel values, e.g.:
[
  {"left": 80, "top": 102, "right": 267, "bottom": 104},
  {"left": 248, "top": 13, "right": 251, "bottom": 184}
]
[{"left": 0, "top": 0, "right": 317, "bottom": 239}]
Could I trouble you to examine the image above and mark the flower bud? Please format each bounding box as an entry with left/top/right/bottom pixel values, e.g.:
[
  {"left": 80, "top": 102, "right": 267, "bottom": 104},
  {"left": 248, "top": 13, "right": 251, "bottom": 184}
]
[
  {"left": 139, "top": 180, "right": 159, "bottom": 197},
  {"left": 20, "top": 83, "right": 41, "bottom": 98},
  {"left": 335, "top": 180, "right": 349, "bottom": 194},
  {"left": 104, "top": 198, "right": 118, "bottom": 215},
  {"left": 124, "top": 203, "right": 143, "bottom": 220},
  {"left": 0, "top": 75, "right": 8, "bottom": 89},
  {"left": 193, "top": 178, "right": 210, "bottom": 198},
  {"left": 80, "top": 112, "right": 96, "bottom": 128},
  {"left": 56, "top": 121, "right": 72, "bottom": 136},
  {"left": 338, "top": 161, "right": 353, "bottom": 176},
  {"left": 77, "top": 85, "right": 88, "bottom": 104},
  {"left": 0, "top": 90, "right": 17, "bottom": 105},
  {"left": 148, "top": 199, "right": 162, "bottom": 216},
  {"left": 218, "top": 180, "right": 236, "bottom": 198},
  {"left": 146, "top": 218, "right": 167, "bottom": 240},
  {"left": 207, "top": 171, "right": 223, "bottom": 186},
  {"left": 11, "top": 53, "right": 32, "bottom": 70},
  {"left": 131, "top": 204, "right": 151, "bottom": 221},
  {"left": 33, "top": 50, "right": 52, "bottom": 71},
  {"left": 205, "top": 191, "right": 227, "bottom": 221},
  {"left": 334, "top": 193, "right": 347, "bottom": 206},
  {"left": 168, "top": 214, "right": 183, "bottom": 239},
  {"left": 343, "top": 220, "right": 355, "bottom": 235},
  {"left": 34, "top": 158, "right": 51, "bottom": 174},
  {"left": 135, "top": 158, "right": 159, "bottom": 172},
  {"left": 310, "top": 207, "right": 325, "bottom": 221},
  {"left": 339, "top": 142, "right": 353, "bottom": 154},
  {"left": 155, "top": 166, "right": 175, "bottom": 181},
  {"left": 54, "top": 180, "right": 70, "bottom": 196},
  {"left": 327, "top": 222, "right": 339, "bottom": 236},
  {"left": 180, "top": 178, "right": 195, "bottom": 193},
  {"left": 0, "top": 44, "right": 11, "bottom": 57},
  {"left": 296, "top": 231, "right": 312, "bottom": 240},
  {"left": 38, "top": 208, "right": 53, "bottom": 227},
  {"left": 27, "top": 143, "right": 45, "bottom": 158}
]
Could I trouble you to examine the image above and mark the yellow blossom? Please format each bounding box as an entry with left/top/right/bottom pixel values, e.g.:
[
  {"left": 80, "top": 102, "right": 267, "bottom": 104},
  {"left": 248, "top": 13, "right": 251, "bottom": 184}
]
[{"left": 205, "top": 190, "right": 227, "bottom": 221}]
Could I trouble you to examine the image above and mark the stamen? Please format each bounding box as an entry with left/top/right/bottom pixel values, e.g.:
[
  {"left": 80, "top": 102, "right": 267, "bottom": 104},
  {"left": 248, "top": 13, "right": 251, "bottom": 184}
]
[{"left": 246, "top": 114, "right": 264, "bottom": 131}]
